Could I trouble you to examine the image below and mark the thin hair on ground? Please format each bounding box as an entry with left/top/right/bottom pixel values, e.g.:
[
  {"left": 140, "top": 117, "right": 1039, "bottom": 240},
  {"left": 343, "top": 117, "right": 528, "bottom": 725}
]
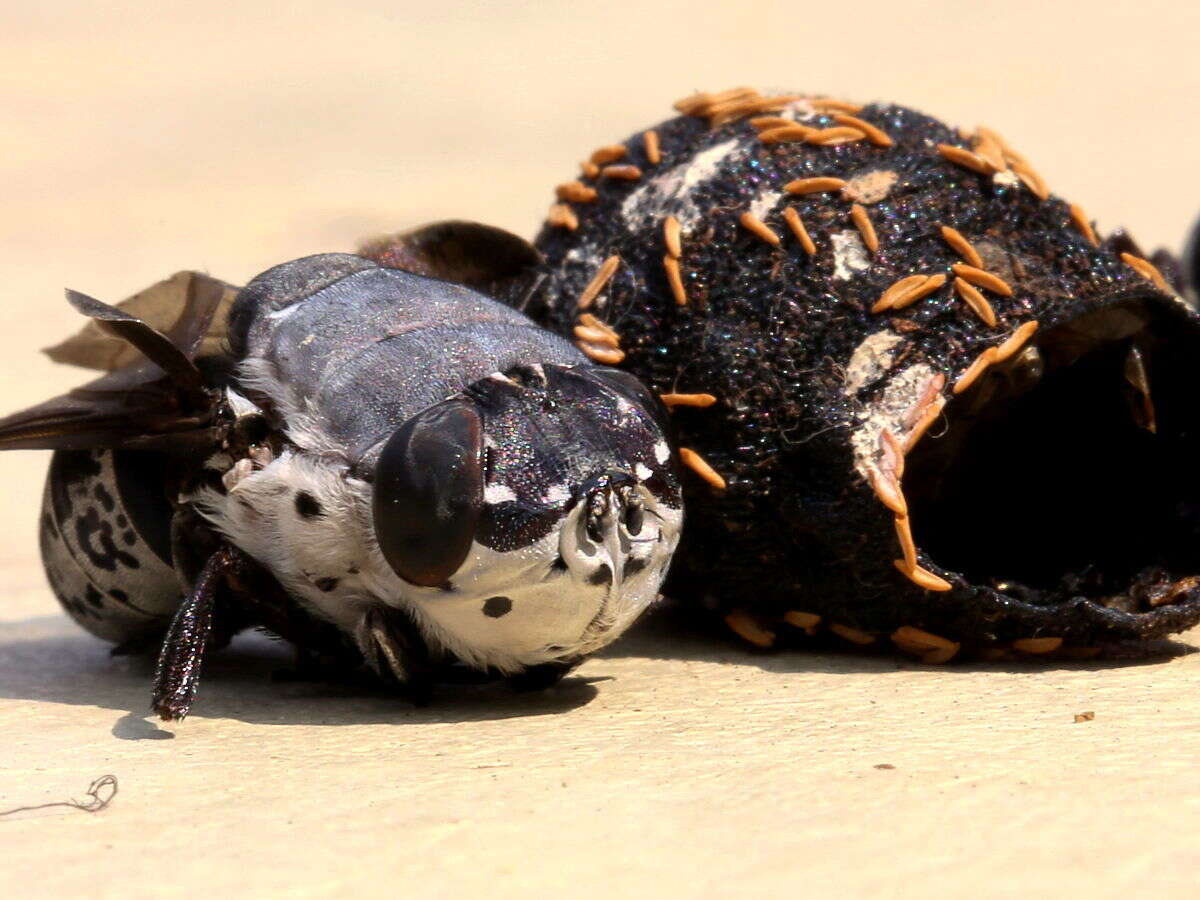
[{"left": 0, "top": 775, "right": 118, "bottom": 818}]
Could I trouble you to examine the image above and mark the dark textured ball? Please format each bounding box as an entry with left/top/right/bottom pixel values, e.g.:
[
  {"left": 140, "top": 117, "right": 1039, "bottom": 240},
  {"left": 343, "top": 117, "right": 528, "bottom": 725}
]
[{"left": 525, "top": 89, "right": 1200, "bottom": 659}]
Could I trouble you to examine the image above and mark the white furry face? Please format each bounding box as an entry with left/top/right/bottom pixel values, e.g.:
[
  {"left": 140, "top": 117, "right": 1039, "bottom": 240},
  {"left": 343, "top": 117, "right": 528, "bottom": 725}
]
[
  {"left": 194, "top": 448, "right": 681, "bottom": 674},
  {"left": 193, "top": 358, "right": 685, "bottom": 677},
  {"left": 409, "top": 481, "right": 683, "bottom": 672}
]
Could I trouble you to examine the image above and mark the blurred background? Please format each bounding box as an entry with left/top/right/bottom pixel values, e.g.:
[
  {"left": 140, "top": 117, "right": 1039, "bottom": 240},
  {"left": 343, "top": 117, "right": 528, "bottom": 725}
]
[
  {"left": 3, "top": 2, "right": 1198, "bottom": 388},
  {"left": 2, "top": 0, "right": 1193, "bottom": 578},
  {"left": 2, "top": 4, "right": 1199, "bottom": 895},
  {"left": 4, "top": 1, "right": 1198, "bottom": 582}
]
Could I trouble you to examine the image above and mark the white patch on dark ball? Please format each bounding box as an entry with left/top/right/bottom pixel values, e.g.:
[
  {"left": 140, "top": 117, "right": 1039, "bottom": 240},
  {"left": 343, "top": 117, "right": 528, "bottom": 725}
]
[
  {"left": 748, "top": 188, "right": 784, "bottom": 221},
  {"left": 850, "top": 363, "right": 935, "bottom": 480},
  {"left": 844, "top": 330, "right": 904, "bottom": 395},
  {"left": 621, "top": 137, "right": 742, "bottom": 231},
  {"left": 831, "top": 229, "right": 871, "bottom": 280}
]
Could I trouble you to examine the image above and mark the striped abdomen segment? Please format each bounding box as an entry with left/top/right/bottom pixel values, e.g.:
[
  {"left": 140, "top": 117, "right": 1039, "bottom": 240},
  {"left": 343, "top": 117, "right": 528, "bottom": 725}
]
[{"left": 39, "top": 449, "right": 181, "bottom": 643}]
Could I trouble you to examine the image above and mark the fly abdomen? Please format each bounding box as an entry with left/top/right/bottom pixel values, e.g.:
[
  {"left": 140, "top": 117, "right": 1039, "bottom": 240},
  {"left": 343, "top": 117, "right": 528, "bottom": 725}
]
[{"left": 40, "top": 448, "right": 181, "bottom": 643}]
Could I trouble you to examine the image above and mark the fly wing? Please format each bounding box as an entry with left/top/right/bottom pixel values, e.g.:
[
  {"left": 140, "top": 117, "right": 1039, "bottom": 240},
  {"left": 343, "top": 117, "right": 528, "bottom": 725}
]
[
  {"left": 44, "top": 271, "right": 239, "bottom": 371},
  {"left": 0, "top": 275, "right": 229, "bottom": 452},
  {"left": 356, "top": 220, "right": 542, "bottom": 304}
]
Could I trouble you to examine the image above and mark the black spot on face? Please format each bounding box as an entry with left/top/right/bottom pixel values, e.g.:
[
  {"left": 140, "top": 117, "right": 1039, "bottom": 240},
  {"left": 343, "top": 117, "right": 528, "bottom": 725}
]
[
  {"left": 587, "top": 563, "right": 612, "bottom": 586},
  {"left": 108, "top": 588, "right": 129, "bottom": 604},
  {"left": 623, "top": 557, "right": 649, "bottom": 578},
  {"left": 483, "top": 596, "right": 513, "bottom": 618},
  {"left": 314, "top": 576, "right": 339, "bottom": 592},
  {"left": 122, "top": 530, "right": 138, "bottom": 546},
  {"left": 294, "top": 491, "right": 323, "bottom": 519},
  {"left": 116, "top": 514, "right": 129, "bottom": 529}
]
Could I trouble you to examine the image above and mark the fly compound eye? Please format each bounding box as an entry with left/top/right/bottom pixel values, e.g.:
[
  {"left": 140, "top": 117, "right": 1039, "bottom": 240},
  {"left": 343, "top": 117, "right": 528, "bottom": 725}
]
[{"left": 372, "top": 399, "right": 485, "bottom": 587}]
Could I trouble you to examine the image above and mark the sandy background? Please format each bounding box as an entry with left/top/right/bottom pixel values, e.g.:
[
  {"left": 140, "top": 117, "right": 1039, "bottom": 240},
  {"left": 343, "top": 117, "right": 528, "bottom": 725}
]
[{"left": 2, "top": 1, "right": 1199, "bottom": 896}]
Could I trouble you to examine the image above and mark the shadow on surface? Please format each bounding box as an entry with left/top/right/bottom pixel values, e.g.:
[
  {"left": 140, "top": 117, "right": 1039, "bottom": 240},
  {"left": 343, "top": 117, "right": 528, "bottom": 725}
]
[
  {"left": 598, "top": 603, "right": 1197, "bottom": 676},
  {"left": 0, "top": 616, "right": 601, "bottom": 734},
  {"left": 2, "top": 604, "right": 1193, "bottom": 735}
]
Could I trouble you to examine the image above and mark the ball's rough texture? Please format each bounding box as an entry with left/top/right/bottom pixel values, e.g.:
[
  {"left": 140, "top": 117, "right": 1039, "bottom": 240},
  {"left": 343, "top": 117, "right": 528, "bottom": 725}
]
[{"left": 527, "top": 89, "right": 1200, "bottom": 659}]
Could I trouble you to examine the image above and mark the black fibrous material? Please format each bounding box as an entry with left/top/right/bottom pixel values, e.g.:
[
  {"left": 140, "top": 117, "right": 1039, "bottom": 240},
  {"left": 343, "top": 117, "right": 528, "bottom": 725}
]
[{"left": 528, "top": 93, "right": 1200, "bottom": 653}]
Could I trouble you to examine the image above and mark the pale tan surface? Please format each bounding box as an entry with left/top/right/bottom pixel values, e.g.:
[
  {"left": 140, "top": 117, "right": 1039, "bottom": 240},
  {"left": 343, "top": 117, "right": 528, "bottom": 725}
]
[{"left": 2, "top": 2, "right": 1200, "bottom": 897}]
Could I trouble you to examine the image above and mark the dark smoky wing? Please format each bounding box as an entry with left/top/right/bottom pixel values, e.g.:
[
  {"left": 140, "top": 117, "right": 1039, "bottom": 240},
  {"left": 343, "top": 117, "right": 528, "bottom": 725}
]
[
  {"left": 44, "top": 271, "right": 239, "bottom": 372},
  {"left": 357, "top": 220, "right": 542, "bottom": 302},
  {"left": 158, "top": 272, "right": 235, "bottom": 364},
  {"left": 0, "top": 280, "right": 227, "bottom": 452},
  {"left": 1148, "top": 250, "right": 1186, "bottom": 297},
  {"left": 64, "top": 290, "right": 207, "bottom": 402},
  {"left": 1182, "top": 216, "right": 1200, "bottom": 300},
  {"left": 0, "top": 372, "right": 213, "bottom": 451}
]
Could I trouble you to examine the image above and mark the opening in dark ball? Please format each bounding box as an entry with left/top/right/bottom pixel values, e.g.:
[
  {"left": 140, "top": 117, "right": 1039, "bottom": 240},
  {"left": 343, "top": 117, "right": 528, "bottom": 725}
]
[{"left": 905, "top": 297, "right": 1200, "bottom": 609}]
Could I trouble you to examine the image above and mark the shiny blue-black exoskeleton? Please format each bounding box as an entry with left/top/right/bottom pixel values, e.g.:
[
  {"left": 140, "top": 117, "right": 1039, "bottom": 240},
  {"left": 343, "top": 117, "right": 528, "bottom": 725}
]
[{"left": 2, "top": 222, "right": 682, "bottom": 720}]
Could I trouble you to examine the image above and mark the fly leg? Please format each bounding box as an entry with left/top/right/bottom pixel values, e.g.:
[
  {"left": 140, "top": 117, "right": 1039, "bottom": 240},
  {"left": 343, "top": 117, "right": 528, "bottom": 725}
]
[
  {"left": 354, "top": 606, "right": 434, "bottom": 705},
  {"left": 150, "top": 544, "right": 246, "bottom": 721},
  {"left": 506, "top": 659, "right": 580, "bottom": 692}
]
